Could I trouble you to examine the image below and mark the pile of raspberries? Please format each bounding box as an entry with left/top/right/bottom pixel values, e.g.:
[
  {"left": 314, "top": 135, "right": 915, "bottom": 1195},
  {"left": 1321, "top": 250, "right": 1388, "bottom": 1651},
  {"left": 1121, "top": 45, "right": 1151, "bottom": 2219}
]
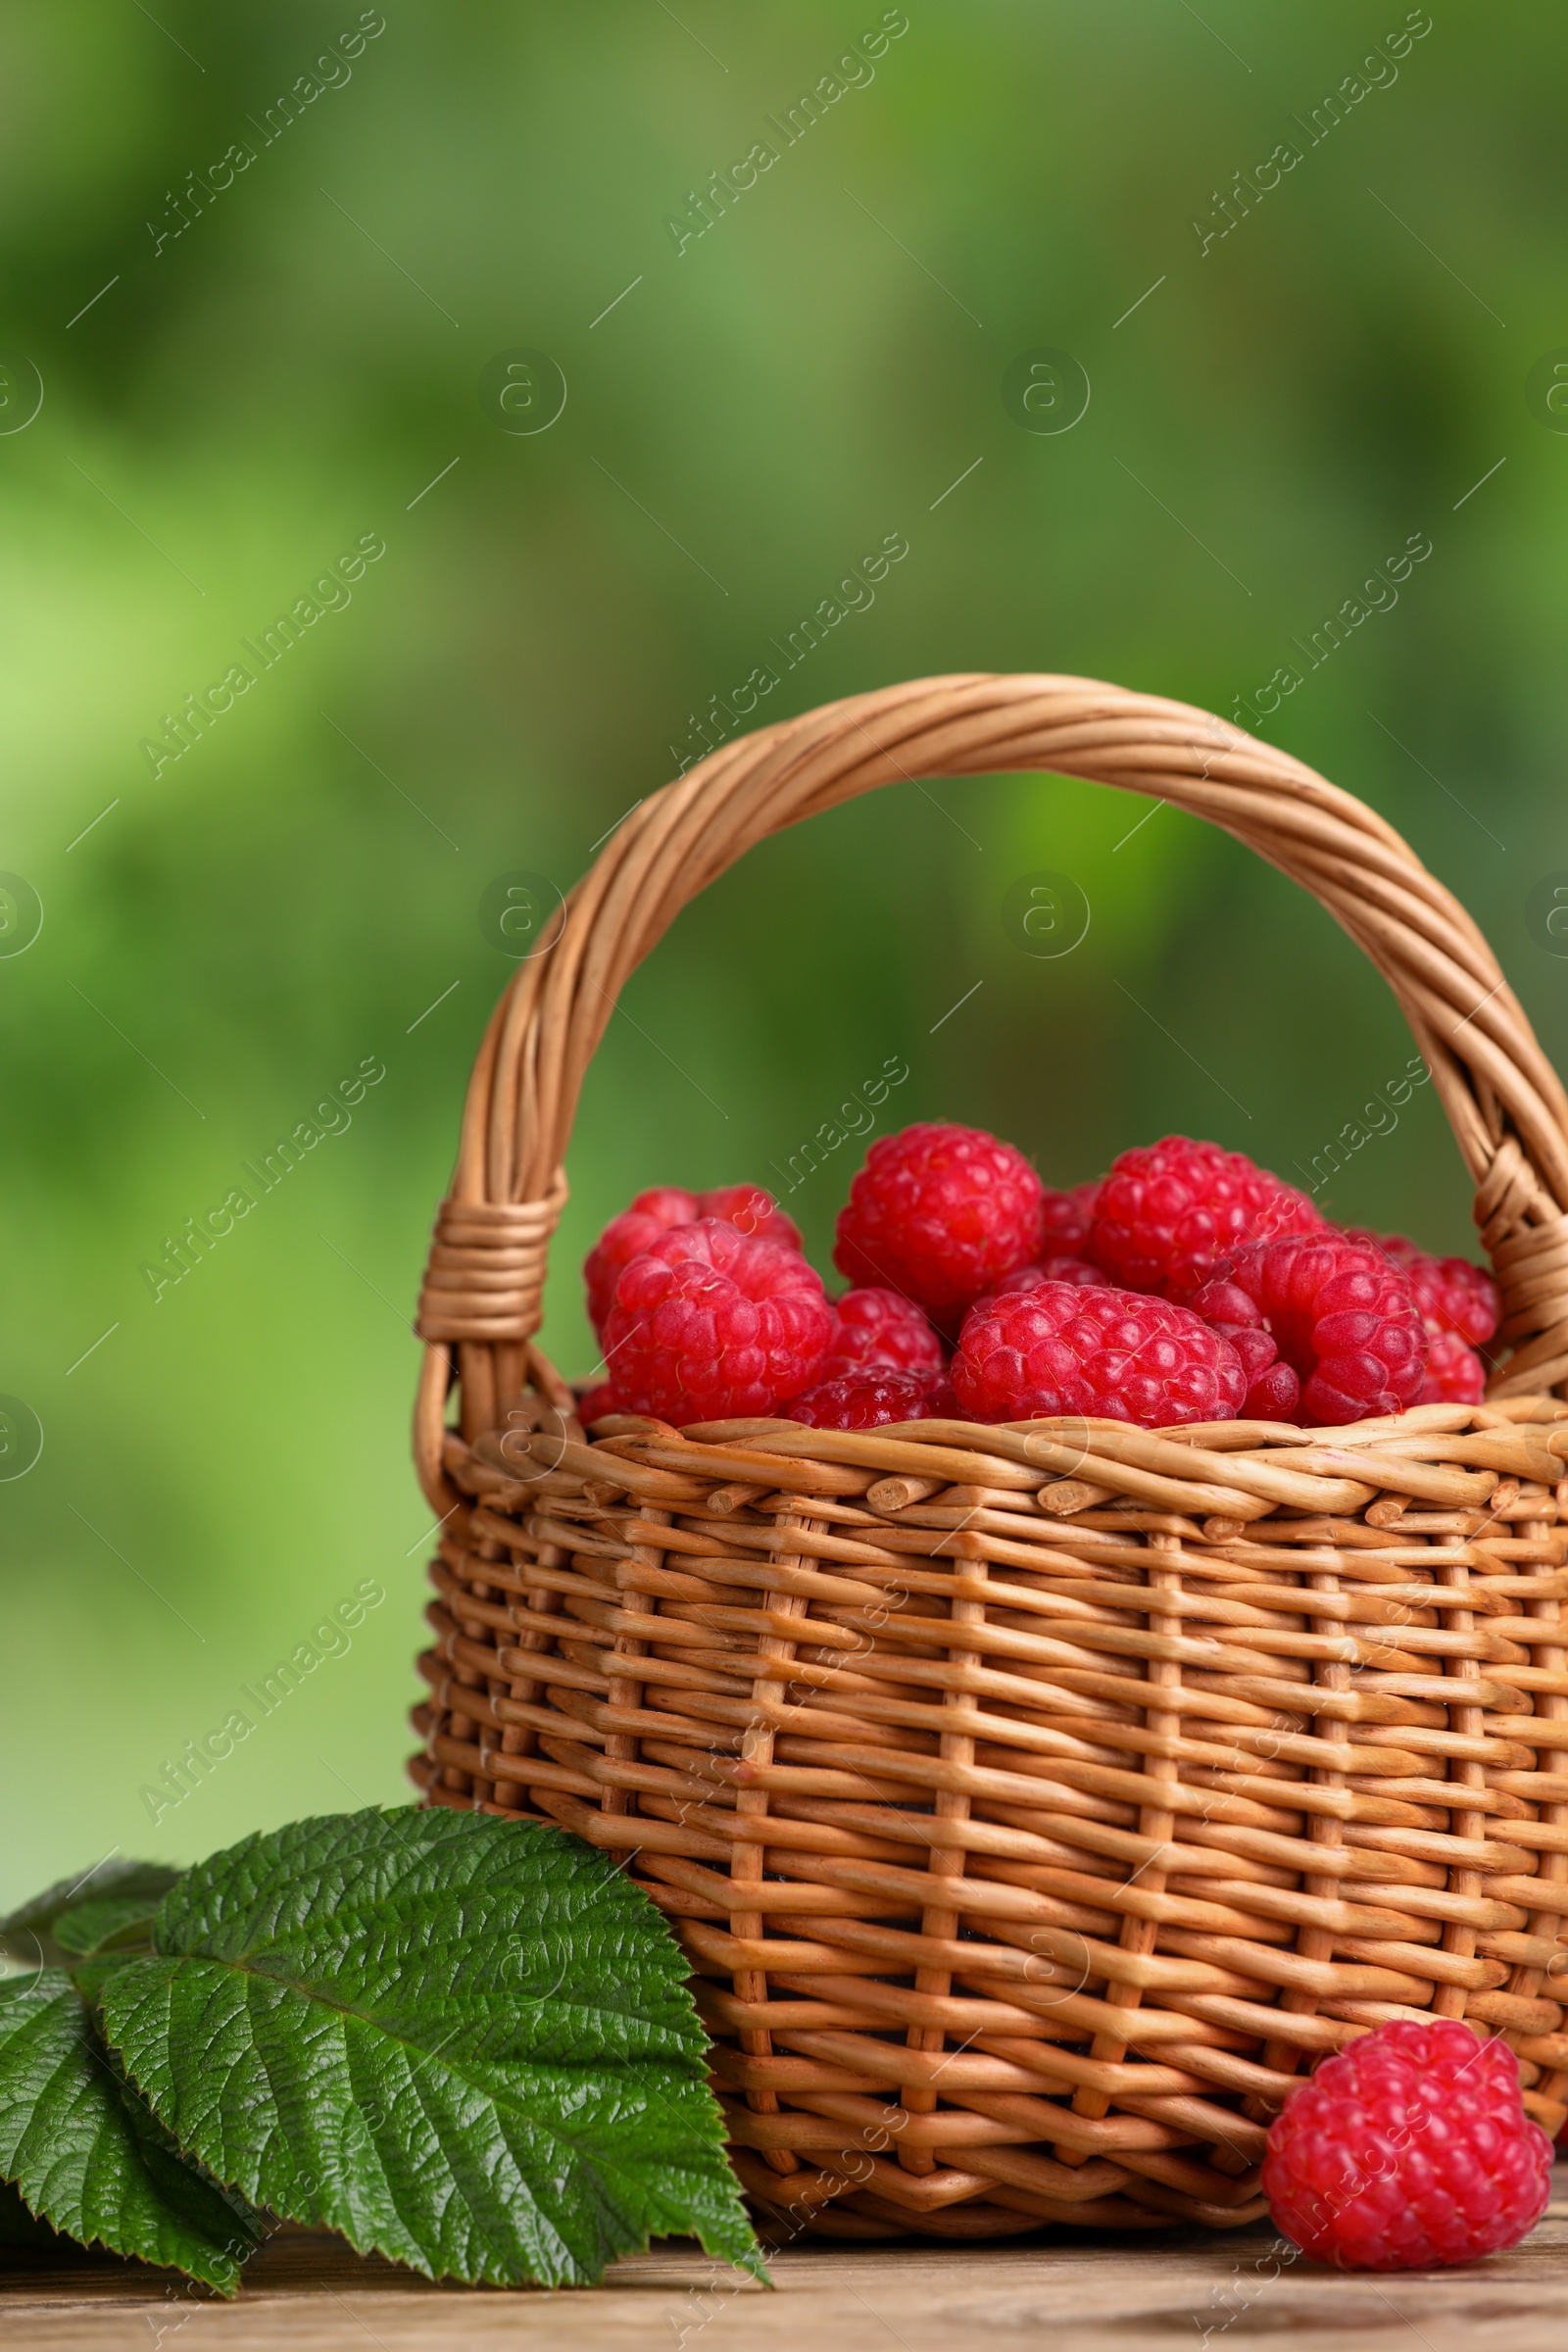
[{"left": 577, "top": 1125, "right": 1500, "bottom": 1435}]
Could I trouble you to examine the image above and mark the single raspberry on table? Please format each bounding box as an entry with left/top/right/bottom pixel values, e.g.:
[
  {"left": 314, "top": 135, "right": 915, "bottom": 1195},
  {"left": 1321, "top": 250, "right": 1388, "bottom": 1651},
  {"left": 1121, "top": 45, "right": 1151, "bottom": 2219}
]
[
  {"left": 816, "top": 1286, "right": 946, "bottom": 1382},
  {"left": 602, "top": 1219, "right": 831, "bottom": 1424},
  {"left": 585, "top": 1183, "right": 802, "bottom": 1336},
  {"left": 1190, "top": 1234, "right": 1426, "bottom": 1426},
  {"left": 1263, "top": 2017, "right": 1552, "bottom": 2270},
  {"left": 788, "top": 1369, "right": 942, "bottom": 1431},
  {"left": 952, "top": 1281, "right": 1247, "bottom": 1429},
  {"left": 1090, "top": 1136, "right": 1323, "bottom": 1301},
  {"left": 1038, "top": 1179, "right": 1102, "bottom": 1257},
  {"left": 1340, "top": 1228, "right": 1498, "bottom": 1405},
  {"left": 834, "top": 1122, "right": 1043, "bottom": 1329}
]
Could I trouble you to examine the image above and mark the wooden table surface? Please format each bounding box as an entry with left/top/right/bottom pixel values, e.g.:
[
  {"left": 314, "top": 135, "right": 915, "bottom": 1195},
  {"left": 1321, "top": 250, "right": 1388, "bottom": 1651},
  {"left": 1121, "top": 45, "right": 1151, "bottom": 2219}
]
[{"left": 9, "top": 2184, "right": 1568, "bottom": 2352}]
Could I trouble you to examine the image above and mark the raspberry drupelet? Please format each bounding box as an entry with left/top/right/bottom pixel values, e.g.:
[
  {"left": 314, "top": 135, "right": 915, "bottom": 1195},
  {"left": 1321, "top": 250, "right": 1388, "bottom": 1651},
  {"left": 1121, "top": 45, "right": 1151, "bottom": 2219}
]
[
  {"left": 1090, "top": 1136, "right": 1322, "bottom": 1301},
  {"left": 585, "top": 1184, "right": 802, "bottom": 1338},
  {"left": 816, "top": 1286, "right": 946, "bottom": 1383},
  {"left": 834, "top": 1122, "right": 1044, "bottom": 1330},
  {"left": 601, "top": 1219, "right": 831, "bottom": 1424},
  {"left": 1263, "top": 2018, "right": 1552, "bottom": 2270},
  {"left": 787, "top": 1370, "right": 943, "bottom": 1430},
  {"left": 952, "top": 1280, "right": 1247, "bottom": 1428},
  {"left": 1421, "top": 1326, "right": 1488, "bottom": 1405},
  {"left": 1037, "top": 1179, "right": 1102, "bottom": 1258},
  {"left": 983, "top": 1256, "right": 1110, "bottom": 1300}
]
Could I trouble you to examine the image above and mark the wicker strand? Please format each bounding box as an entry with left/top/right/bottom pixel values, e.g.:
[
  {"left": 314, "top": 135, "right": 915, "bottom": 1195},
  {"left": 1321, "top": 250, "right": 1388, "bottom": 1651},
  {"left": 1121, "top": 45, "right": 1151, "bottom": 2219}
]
[{"left": 415, "top": 1171, "right": 568, "bottom": 1343}]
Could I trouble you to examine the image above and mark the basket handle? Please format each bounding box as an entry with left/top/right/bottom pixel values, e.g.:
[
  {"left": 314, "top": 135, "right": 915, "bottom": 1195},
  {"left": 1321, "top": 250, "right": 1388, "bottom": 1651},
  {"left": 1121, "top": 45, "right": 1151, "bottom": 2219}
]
[{"left": 413, "top": 673, "right": 1568, "bottom": 1497}]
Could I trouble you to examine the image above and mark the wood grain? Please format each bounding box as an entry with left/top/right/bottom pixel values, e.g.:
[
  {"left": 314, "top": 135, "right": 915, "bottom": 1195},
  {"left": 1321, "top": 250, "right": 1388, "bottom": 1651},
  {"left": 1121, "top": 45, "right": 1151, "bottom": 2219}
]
[{"left": 8, "top": 2194, "right": 1568, "bottom": 2352}]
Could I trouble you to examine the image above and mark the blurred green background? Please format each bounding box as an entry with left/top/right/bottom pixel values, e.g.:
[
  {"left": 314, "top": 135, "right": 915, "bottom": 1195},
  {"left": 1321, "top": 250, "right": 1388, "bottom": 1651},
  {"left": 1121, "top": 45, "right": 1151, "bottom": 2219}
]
[{"left": 4, "top": 0, "right": 1565, "bottom": 1904}]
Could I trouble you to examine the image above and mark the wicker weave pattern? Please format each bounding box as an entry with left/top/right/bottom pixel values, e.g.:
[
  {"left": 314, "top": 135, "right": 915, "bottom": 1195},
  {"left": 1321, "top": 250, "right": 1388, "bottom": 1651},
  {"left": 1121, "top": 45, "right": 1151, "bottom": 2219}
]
[{"left": 410, "top": 676, "right": 1568, "bottom": 2237}]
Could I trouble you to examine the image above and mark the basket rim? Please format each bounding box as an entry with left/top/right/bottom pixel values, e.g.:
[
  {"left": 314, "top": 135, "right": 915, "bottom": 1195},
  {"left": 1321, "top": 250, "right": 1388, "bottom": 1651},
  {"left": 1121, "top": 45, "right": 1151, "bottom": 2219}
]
[
  {"left": 410, "top": 672, "right": 1568, "bottom": 1521},
  {"left": 480, "top": 1395, "right": 1568, "bottom": 1522}
]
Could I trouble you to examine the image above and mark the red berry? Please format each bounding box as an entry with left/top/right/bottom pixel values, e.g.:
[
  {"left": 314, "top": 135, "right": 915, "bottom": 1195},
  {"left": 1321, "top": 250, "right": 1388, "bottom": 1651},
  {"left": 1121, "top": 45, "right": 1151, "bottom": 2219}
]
[
  {"left": 788, "top": 1370, "right": 938, "bottom": 1430},
  {"left": 1191, "top": 1235, "right": 1426, "bottom": 1426},
  {"left": 1341, "top": 1228, "right": 1500, "bottom": 1347},
  {"left": 952, "top": 1281, "right": 1247, "bottom": 1428},
  {"left": 698, "top": 1183, "right": 805, "bottom": 1251},
  {"left": 1242, "top": 1360, "right": 1302, "bottom": 1420},
  {"left": 1422, "top": 1327, "right": 1487, "bottom": 1405},
  {"left": 575, "top": 1379, "right": 617, "bottom": 1425},
  {"left": 1340, "top": 1228, "right": 1498, "bottom": 1410},
  {"left": 1189, "top": 1278, "right": 1300, "bottom": 1422},
  {"left": 1038, "top": 1180, "right": 1102, "bottom": 1256},
  {"left": 585, "top": 1186, "right": 693, "bottom": 1338},
  {"left": 1263, "top": 2018, "right": 1552, "bottom": 2270},
  {"left": 817, "top": 1287, "right": 946, "bottom": 1382},
  {"left": 602, "top": 1219, "right": 831, "bottom": 1424},
  {"left": 585, "top": 1184, "right": 802, "bottom": 1336},
  {"left": 986, "top": 1255, "right": 1111, "bottom": 1299},
  {"left": 1090, "top": 1137, "right": 1323, "bottom": 1301},
  {"left": 834, "top": 1123, "right": 1044, "bottom": 1328}
]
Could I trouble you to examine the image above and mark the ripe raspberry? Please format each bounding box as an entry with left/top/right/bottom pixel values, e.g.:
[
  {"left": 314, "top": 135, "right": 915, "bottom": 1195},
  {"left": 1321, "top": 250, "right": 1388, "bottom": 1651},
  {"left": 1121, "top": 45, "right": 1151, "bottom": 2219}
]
[
  {"left": 788, "top": 1370, "right": 939, "bottom": 1430},
  {"left": 1340, "top": 1228, "right": 1498, "bottom": 1404},
  {"left": 834, "top": 1123, "right": 1043, "bottom": 1329},
  {"left": 1090, "top": 1137, "right": 1323, "bottom": 1301},
  {"left": 952, "top": 1282, "right": 1246, "bottom": 1429},
  {"left": 986, "top": 1255, "right": 1110, "bottom": 1299},
  {"left": 1191, "top": 1235, "right": 1426, "bottom": 1427},
  {"left": 1038, "top": 1180, "right": 1102, "bottom": 1257},
  {"left": 817, "top": 1287, "right": 946, "bottom": 1382},
  {"left": 1189, "top": 1277, "right": 1300, "bottom": 1422},
  {"left": 1342, "top": 1229, "right": 1500, "bottom": 1347},
  {"left": 585, "top": 1184, "right": 802, "bottom": 1336},
  {"left": 1422, "top": 1327, "right": 1487, "bottom": 1405},
  {"left": 1263, "top": 2018, "right": 1552, "bottom": 2270},
  {"left": 699, "top": 1183, "right": 805, "bottom": 1250},
  {"left": 575, "top": 1379, "right": 617, "bottom": 1426},
  {"left": 602, "top": 1219, "right": 831, "bottom": 1424},
  {"left": 1241, "top": 1360, "right": 1302, "bottom": 1420}
]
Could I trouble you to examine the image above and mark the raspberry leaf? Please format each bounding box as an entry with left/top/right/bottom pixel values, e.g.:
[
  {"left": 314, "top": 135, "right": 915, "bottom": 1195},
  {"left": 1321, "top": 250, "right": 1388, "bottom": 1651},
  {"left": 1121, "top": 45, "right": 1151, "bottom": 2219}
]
[
  {"left": 0, "top": 1971, "right": 257, "bottom": 2290},
  {"left": 53, "top": 1897, "right": 162, "bottom": 1959},
  {"left": 95, "top": 1808, "right": 763, "bottom": 2287},
  {"left": 0, "top": 1862, "right": 180, "bottom": 1972}
]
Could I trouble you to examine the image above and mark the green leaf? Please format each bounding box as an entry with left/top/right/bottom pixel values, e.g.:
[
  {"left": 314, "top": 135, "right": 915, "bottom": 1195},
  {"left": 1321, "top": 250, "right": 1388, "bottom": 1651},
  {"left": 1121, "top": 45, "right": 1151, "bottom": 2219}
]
[
  {"left": 54, "top": 1898, "right": 161, "bottom": 1959},
  {"left": 0, "top": 1971, "right": 258, "bottom": 2291},
  {"left": 97, "top": 1808, "right": 763, "bottom": 2287},
  {"left": 0, "top": 1863, "right": 181, "bottom": 1972}
]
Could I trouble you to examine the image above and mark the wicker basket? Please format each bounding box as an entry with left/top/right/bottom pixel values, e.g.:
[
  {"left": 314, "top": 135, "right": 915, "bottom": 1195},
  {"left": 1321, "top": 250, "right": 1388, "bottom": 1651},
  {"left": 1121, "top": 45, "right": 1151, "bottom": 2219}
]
[{"left": 410, "top": 675, "right": 1568, "bottom": 2241}]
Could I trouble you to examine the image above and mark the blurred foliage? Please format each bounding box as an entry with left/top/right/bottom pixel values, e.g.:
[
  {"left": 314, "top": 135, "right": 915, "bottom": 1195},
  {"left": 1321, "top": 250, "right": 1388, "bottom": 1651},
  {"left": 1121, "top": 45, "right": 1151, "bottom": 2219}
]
[{"left": 3, "top": 0, "right": 1566, "bottom": 1902}]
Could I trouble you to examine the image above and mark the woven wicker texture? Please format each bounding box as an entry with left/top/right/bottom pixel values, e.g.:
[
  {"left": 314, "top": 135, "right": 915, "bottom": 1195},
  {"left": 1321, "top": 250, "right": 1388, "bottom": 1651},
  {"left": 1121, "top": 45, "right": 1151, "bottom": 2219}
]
[{"left": 410, "top": 675, "right": 1568, "bottom": 2239}]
